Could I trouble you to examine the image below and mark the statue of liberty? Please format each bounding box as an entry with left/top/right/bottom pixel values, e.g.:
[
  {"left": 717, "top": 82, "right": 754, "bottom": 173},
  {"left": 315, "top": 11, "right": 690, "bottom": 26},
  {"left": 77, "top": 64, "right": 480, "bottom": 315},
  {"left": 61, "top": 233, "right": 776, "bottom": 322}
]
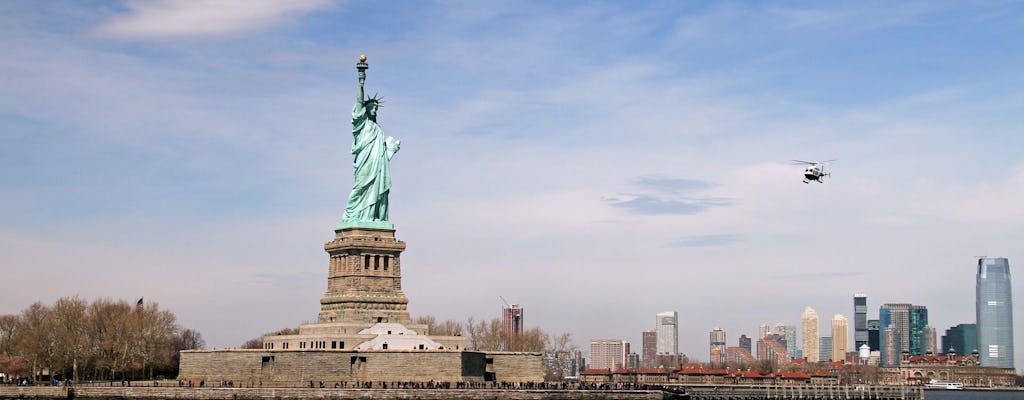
[{"left": 338, "top": 55, "right": 401, "bottom": 230}]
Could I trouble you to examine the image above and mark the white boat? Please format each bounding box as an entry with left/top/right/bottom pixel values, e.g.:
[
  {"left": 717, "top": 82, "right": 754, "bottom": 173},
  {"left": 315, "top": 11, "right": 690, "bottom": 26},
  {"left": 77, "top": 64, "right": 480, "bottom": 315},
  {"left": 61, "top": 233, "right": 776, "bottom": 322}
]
[{"left": 924, "top": 379, "right": 964, "bottom": 390}]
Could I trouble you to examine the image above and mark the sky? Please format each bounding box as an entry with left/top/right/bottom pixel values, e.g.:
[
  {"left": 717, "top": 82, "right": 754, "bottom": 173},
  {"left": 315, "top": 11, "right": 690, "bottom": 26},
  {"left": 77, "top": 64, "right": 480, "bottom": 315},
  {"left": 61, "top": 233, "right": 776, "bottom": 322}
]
[{"left": 2, "top": 1, "right": 1023, "bottom": 369}]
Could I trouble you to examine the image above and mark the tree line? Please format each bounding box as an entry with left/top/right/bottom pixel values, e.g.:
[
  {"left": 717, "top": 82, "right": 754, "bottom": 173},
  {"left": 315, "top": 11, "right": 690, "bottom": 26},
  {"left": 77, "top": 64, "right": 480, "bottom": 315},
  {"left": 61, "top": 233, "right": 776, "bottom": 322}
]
[{"left": 0, "top": 296, "right": 204, "bottom": 382}]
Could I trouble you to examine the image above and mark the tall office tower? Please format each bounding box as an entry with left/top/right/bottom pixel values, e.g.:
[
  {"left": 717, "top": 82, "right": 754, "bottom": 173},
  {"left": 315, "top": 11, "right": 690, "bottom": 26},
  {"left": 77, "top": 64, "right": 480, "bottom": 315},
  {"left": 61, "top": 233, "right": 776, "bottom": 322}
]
[
  {"left": 882, "top": 327, "right": 898, "bottom": 366},
  {"left": 920, "top": 326, "right": 937, "bottom": 355},
  {"left": 880, "top": 303, "right": 928, "bottom": 366},
  {"left": 802, "top": 307, "right": 819, "bottom": 362},
  {"left": 710, "top": 327, "right": 727, "bottom": 364},
  {"left": 758, "top": 323, "right": 771, "bottom": 339},
  {"left": 502, "top": 303, "right": 524, "bottom": 350},
  {"left": 589, "top": 339, "right": 628, "bottom": 370},
  {"left": 867, "top": 319, "right": 880, "bottom": 351},
  {"left": 941, "top": 323, "right": 978, "bottom": 354},
  {"left": 977, "top": 257, "right": 1015, "bottom": 368},
  {"left": 757, "top": 334, "right": 788, "bottom": 363},
  {"left": 854, "top": 294, "right": 868, "bottom": 350},
  {"left": 641, "top": 330, "right": 657, "bottom": 368},
  {"left": 832, "top": 314, "right": 849, "bottom": 362},
  {"left": 626, "top": 353, "right": 640, "bottom": 369},
  {"left": 656, "top": 311, "right": 679, "bottom": 355},
  {"left": 738, "top": 334, "right": 752, "bottom": 354},
  {"left": 819, "top": 336, "right": 833, "bottom": 362},
  {"left": 779, "top": 325, "right": 798, "bottom": 360}
]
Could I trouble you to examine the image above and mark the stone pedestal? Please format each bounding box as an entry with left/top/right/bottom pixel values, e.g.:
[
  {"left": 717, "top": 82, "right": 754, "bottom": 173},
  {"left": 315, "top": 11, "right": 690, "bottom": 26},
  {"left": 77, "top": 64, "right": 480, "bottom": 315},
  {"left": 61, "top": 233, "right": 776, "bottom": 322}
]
[{"left": 318, "top": 227, "right": 411, "bottom": 324}]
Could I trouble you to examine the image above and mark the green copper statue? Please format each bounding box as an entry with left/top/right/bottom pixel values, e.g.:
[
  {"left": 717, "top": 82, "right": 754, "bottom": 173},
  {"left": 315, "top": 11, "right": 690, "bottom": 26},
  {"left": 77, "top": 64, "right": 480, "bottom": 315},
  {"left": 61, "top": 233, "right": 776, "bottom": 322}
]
[{"left": 337, "top": 55, "right": 401, "bottom": 230}]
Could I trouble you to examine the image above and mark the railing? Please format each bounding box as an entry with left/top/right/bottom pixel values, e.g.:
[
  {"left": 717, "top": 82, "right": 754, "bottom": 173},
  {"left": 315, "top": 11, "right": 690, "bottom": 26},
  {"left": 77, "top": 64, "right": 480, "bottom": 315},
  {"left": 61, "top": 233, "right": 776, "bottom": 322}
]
[{"left": 681, "top": 384, "right": 924, "bottom": 399}]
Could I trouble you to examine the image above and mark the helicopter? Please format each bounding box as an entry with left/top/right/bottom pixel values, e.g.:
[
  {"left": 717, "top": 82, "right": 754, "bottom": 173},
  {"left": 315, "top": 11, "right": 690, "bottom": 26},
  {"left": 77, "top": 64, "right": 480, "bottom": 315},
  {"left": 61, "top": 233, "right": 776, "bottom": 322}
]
[{"left": 792, "top": 160, "right": 834, "bottom": 183}]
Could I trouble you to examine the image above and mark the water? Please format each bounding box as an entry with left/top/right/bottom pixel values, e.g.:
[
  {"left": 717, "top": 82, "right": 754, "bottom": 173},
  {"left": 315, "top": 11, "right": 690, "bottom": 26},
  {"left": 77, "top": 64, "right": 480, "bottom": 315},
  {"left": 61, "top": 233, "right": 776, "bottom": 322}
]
[{"left": 924, "top": 390, "right": 1024, "bottom": 400}]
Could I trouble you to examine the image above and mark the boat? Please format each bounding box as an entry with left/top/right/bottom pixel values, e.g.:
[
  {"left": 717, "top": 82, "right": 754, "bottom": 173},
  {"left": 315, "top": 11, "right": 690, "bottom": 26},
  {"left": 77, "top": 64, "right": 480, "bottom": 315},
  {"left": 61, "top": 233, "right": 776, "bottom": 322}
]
[{"left": 924, "top": 379, "right": 964, "bottom": 390}]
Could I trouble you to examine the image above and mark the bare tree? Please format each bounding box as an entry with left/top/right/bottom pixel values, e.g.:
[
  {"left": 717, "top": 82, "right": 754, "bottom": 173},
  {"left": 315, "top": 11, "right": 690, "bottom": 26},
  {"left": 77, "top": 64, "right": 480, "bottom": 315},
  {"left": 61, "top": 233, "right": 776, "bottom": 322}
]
[
  {"left": 413, "top": 315, "right": 437, "bottom": 334},
  {"left": 16, "top": 302, "right": 56, "bottom": 381},
  {"left": 52, "top": 296, "right": 90, "bottom": 381},
  {"left": 0, "top": 314, "right": 19, "bottom": 356},
  {"left": 542, "top": 332, "right": 579, "bottom": 381},
  {"left": 177, "top": 329, "right": 205, "bottom": 350},
  {"left": 465, "top": 317, "right": 505, "bottom": 351}
]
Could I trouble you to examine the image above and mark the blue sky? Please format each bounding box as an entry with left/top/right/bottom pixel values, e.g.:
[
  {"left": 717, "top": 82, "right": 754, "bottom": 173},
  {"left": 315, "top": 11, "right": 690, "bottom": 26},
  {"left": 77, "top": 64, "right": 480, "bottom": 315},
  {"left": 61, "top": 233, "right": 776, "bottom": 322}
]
[{"left": 2, "top": 1, "right": 1023, "bottom": 369}]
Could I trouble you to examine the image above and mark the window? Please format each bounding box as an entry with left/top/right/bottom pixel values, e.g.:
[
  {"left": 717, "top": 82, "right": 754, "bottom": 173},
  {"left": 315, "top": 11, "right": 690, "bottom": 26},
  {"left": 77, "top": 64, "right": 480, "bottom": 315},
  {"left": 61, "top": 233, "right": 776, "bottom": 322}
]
[
  {"left": 374, "top": 255, "right": 380, "bottom": 270},
  {"left": 331, "top": 341, "right": 336, "bottom": 349},
  {"left": 364, "top": 255, "right": 370, "bottom": 270},
  {"left": 384, "top": 256, "right": 389, "bottom": 271},
  {"left": 382, "top": 343, "right": 388, "bottom": 350}
]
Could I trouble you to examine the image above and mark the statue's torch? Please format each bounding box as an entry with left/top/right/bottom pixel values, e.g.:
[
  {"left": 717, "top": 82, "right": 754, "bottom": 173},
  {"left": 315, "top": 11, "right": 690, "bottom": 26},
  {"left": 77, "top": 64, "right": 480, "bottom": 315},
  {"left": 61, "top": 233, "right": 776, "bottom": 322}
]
[{"left": 357, "top": 54, "right": 368, "bottom": 80}]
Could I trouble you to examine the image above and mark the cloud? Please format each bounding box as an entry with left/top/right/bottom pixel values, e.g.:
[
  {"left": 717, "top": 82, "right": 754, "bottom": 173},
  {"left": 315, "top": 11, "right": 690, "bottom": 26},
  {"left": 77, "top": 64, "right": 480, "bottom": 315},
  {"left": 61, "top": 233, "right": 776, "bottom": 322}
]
[
  {"left": 93, "top": 0, "right": 333, "bottom": 39},
  {"left": 605, "top": 195, "right": 734, "bottom": 215},
  {"left": 669, "top": 234, "right": 742, "bottom": 247},
  {"left": 605, "top": 176, "right": 736, "bottom": 215}
]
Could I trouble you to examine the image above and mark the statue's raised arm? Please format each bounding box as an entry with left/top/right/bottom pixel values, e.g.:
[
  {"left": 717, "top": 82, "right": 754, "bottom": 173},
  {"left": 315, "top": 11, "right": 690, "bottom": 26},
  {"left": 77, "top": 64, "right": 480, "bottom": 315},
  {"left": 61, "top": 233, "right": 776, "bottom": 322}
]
[
  {"left": 338, "top": 55, "right": 400, "bottom": 230},
  {"left": 356, "top": 55, "right": 367, "bottom": 103}
]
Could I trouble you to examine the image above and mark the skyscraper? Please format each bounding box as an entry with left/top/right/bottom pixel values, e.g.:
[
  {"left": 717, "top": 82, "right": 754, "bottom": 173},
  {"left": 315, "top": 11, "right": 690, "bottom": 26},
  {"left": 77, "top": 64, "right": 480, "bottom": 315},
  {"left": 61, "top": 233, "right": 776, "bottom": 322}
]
[
  {"left": 802, "top": 307, "right": 819, "bottom": 362},
  {"left": 757, "top": 334, "right": 788, "bottom": 363},
  {"left": 854, "top": 294, "right": 868, "bottom": 350},
  {"left": 832, "top": 314, "right": 849, "bottom": 362},
  {"left": 879, "top": 303, "right": 928, "bottom": 366},
  {"left": 941, "top": 323, "right": 977, "bottom": 355},
  {"left": 641, "top": 330, "right": 657, "bottom": 368},
  {"left": 589, "top": 339, "right": 628, "bottom": 370},
  {"left": 656, "top": 311, "right": 678, "bottom": 355},
  {"left": 882, "top": 327, "right": 898, "bottom": 366},
  {"left": 977, "top": 257, "right": 1015, "bottom": 368},
  {"left": 867, "top": 319, "right": 880, "bottom": 351},
  {"left": 758, "top": 323, "right": 771, "bottom": 339},
  {"left": 774, "top": 324, "right": 798, "bottom": 360},
  {"left": 921, "top": 326, "right": 937, "bottom": 355},
  {"left": 819, "top": 336, "right": 833, "bottom": 362},
  {"left": 502, "top": 303, "right": 523, "bottom": 350},
  {"left": 738, "top": 334, "right": 752, "bottom": 354},
  {"left": 710, "top": 327, "right": 726, "bottom": 364}
]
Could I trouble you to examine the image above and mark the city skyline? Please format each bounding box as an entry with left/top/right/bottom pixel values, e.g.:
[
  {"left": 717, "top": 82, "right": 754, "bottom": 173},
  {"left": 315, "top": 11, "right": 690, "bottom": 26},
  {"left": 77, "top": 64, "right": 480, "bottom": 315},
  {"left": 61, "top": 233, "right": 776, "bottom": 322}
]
[{"left": 2, "top": 2, "right": 1023, "bottom": 370}]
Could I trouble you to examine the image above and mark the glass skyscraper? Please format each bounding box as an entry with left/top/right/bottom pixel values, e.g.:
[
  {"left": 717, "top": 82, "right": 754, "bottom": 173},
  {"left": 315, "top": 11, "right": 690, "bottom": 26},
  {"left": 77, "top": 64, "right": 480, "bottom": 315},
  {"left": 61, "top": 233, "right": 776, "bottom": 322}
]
[
  {"left": 867, "top": 319, "right": 880, "bottom": 351},
  {"left": 976, "top": 257, "right": 1014, "bottom": 368},
  {"left": 879, "top": 303, "right": 928, "bottom": 366},
  {"left": 854, "top": 294, "right": 868, "bottom": 351},
  {"left": 941, "top": 323, "right": 977, "bottom": 355},
  {"left": 656, "top": 311, "right": 678, "bottom": 355}
]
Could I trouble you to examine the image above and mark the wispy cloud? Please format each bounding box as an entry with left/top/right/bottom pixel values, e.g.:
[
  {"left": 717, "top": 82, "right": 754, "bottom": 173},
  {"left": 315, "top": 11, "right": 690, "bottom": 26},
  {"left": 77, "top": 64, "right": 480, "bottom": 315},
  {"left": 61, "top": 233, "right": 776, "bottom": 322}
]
[
  {"left": 93, "top": 0, "right": 333, "bottom": 39},
  {"left": 605, "top": 175, "right": 736, "bottom": 215},
  {"left": 605, "top": 195, "right": 734, "bottom": 215},
  {"left": 670, "top": 234, "right": 742, "bottom": 247}
]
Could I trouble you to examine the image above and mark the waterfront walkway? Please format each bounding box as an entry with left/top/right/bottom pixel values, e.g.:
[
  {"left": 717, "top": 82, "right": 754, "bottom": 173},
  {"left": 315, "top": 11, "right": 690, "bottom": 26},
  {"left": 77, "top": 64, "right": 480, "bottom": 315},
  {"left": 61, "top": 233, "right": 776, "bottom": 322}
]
[{"left": 0, "top": 384, "right": 925, "bottom": 400}]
